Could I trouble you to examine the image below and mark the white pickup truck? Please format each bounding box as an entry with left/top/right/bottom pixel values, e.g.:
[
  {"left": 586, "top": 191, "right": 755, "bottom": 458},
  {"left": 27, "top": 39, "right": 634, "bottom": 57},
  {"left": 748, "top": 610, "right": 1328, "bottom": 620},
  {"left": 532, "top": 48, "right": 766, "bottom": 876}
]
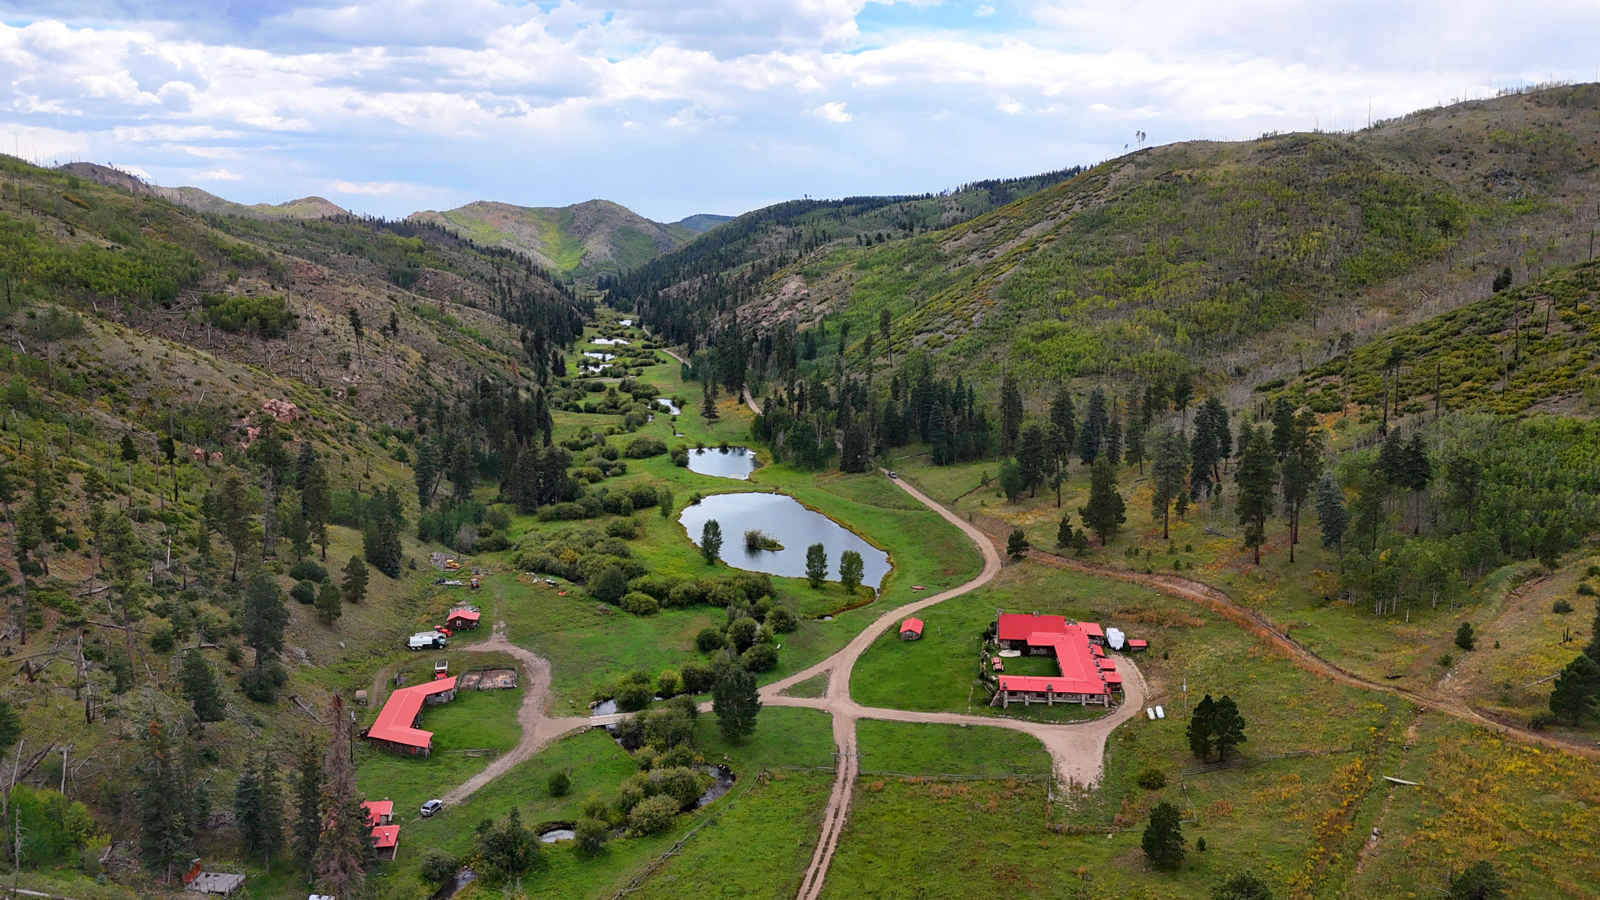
[{"left": 407, "top": 631, "right": 447, "bottom": 651}]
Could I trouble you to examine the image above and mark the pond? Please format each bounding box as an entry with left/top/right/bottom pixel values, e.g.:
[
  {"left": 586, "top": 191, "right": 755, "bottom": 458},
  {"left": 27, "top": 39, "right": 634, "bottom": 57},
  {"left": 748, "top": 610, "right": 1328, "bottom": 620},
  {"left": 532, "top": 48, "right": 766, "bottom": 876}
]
[
  {"left": 685, "top": 446, "right": 758, "bottom": 479},
  {"left": 619, "top": 319, "right": 632, "bottom": 326},
  {"left": 592, "top": 337, "right": 630, "bottom": 346},
  {"left": 656, "top": 398, "right": 681, "bottom": 415},
  {"left": 583, "top": 351, "right": 616, "bottom": 361},
  {"left": 678, "top": 492, "right": 890, "bottom": 588}
]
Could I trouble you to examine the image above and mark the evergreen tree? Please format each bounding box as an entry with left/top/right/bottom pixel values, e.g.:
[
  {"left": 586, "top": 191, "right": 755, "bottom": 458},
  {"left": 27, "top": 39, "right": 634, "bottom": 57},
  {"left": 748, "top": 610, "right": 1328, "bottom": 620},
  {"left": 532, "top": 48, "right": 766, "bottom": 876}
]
[
  {"left": 315, "top": 581, "right": 342, "bottom": 626},
  {"left": 1007, "top": 528, "right": 1030, "bottom": 560},
  {"left": 1124, "top": 408, "right": 1146, "bottom": 474},
  {"left": 1234, "top": 427, "right": 1277, "bottom": 564},
  {"left": 805, "top": 543, "right": 828, "bottom": 589},
  {"left": 1077, "top": 388, "right": 1108, "bottom": 465},
  {"left": 1187, "top": 694, "right": 1216, "bottom": 761},
  {"left": 701, "top": 519, "right": 724, "bottom": 565},
  {"left": 363, "top": 513, "right": 403, "bottom": 578},
  {"left": 712, "top": 660, "right": 761, "bottom": 743},
  {"left": 290, "top": 746, "right": 324, "bottom": 877},
  {"left": 313, "top": 695, "right": 368, "bottom": 900},
  {"left": 998, "top": 457, "right": 1025, "bottom": 502},
  {"left": 1401, "top": 432, "right": 1433, "bottom": 534},
  {"left": 1055, "top": 513, "right": 1075, "bottom": 549},
  {"left": 218, "top": 473, "right": 260, "bottom": 581},
  {"left": 341, "top": 555, "right": 368, "bottom": 605},
  {"left": 701, "top": 377, "right": 720, "bottom": 422},
  {"left": 300, "top": 459, "right": 331, "bottom": 560},
  {"left": 236, "top": 755, "right": 286, "bottom": 867},
  {"left": 1446, "top": 860, "right": 1508, "bottom": 900},
  {"left": 413, "top": 440, "right": 441, "bottom": 510},
  {"left": 181, "top": 652, "right": 226, "bottom": 722},
  {"left": 1280, "top": 410, "right": 1324, "bottom": 562},
  {"left": 242, "top": 575, "right": 289, "bottom": 666},
  {"left": 447, "top": 438, "right": 474, "bottom": 503},
  {"left": 1049, "top": 387, "right": 1077, "bottom": 463},
  {"left": 1078, "top": 455, "right": 1125, "bottom": 546},
  {"left": 1212, "top": 695, "right": 1247, "bottom": 760},
  {"left": 137, "top": 720, "right": 207, "bottom": 881},
  {"left": 1549, "top": 654, "right": 1600, "bottom": 723},
  {"left": 1269, "top": 396, "right": 1296, "bottom": 460},
  {"left": 1211, "top": 870, "right": 1275, "bottom": 900},
  {"left": 839, "top": 550, "right": 865, "bottom": 594},
  {"left": 999, "top": 371, "right": 1024, "bottom": 455},
  {"left": 120, "top": 433, "right": 138, "bottom": 464},
  {"left": 1315, "top": 473, "right": 1348, "bottom": 556},
  {"left": 1017, "top": 425, "right": 1045, "bottom": 497},
  {"left": 1171, "top": 371, "right": 1194, "bottom": 426},
  {"left": 1149, "top": 427, "right": 1190, "bottom": 540},
  {"left": 1141, "top": 800, "right": 1186, "bottom": 869},
  {"left": 658, "top": 487, "right": 674, "bottom": 520},
  {"left": 0, "top": 700, "right": 20, "bottom": 753},
  {"left": 1104, "top": 405, "right": 1123, "bottom": 466},
  {"left": 1045, "top": 423, "right": 1071, "bottom": 507}
]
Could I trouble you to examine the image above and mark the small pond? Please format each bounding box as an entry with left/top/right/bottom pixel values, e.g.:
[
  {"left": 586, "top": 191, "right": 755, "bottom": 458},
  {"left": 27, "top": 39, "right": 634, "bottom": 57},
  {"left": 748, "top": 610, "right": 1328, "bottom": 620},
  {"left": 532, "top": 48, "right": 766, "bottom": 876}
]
[
  {"left": 537, "top": 826, "right": 575, "bottom": 844},
  {"left": 678, "top": 492, "right": 890, "bottom": 588},
  {"left": 591, "top": 699, "right": 618, "bottom": 716},
  {"left": 592, "top": 337, "right": 630, "bottom": 346},
  {"left": 619, "top": 319, "right": 633, "bottom": 326},
  {"left": 656, "top": 398, "right": 681, "bottom": 416},
  {"left": 695, "top": 765, "right": 735, "bottom": 808},
  {"left": 686, "top": 446, "right": 758, "bottom": 480},
  {"left": 583, "top": 351, "right": 616, "bottom": 361}
]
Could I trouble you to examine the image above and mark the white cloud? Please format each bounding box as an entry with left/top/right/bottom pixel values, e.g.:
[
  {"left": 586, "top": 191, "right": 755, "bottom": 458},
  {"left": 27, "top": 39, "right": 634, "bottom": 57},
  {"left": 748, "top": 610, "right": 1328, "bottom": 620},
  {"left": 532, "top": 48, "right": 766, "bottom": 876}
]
[
  {"left": 0, "top": 2, "right": 1592, "bottom": 219},
  {"left": 814, "top": 101, "right": 853, "bottom": 122},
  {"left": 194, "top": 168, "right": 244, "bottom": 180}
]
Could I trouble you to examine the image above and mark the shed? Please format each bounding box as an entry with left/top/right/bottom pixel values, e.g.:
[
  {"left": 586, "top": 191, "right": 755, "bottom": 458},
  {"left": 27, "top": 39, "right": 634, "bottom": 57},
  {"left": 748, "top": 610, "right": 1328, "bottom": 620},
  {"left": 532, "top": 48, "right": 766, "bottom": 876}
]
[
  {"left": 370, "top": 825, "right": 401, "bottom": 860},
  {"left": 899, "top": 618, "right": 924, "bottom": 640},
  {"left": 1127, "top": 639, "right": 1149, "bottom": 652},
  {"left": 362, "top": 800, "right": 394, "bottom": 826},
  {"left": 365, "top": 676, "right": 459, "bottom": 757},
  {"left": 446, "top": 609, "right": 482, "bottom": 631}
]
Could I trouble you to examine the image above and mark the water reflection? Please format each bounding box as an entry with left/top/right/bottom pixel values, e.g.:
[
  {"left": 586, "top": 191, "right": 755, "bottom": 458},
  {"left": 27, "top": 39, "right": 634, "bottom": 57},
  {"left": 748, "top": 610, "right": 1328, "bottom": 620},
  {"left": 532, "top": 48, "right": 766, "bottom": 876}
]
[{"left": 678, "top": 492, "right": 889, "bottom": 587}]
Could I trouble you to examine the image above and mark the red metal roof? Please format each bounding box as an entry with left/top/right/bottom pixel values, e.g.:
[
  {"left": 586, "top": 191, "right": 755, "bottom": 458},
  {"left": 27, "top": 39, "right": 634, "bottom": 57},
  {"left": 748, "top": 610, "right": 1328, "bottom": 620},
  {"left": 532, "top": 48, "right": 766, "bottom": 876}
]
[
  {"left": 448, "top": 609, "right": 480, "bottom": 621},
  {"left": 1091, "top": 645, "right": 1105, "bottom": 657},
  {"left": 367, "top": 677, "right": 458, "bottom": 749},
  {"left": 996, "top": 674, "right": 1109, "bottom": 695},
  {"left": 1102, "top": 670, "right": 1124, "bottom": 684},
  {"left": 900, "top": 618, "right": 924, "bottom": 635},
  {"left": 370, "top": 825, "right": 400, "bottom": 849},
  {"left": 1097, "top": 658, "right": 1117, "bottom": 670},
  {"left": 997, "top": 613, "right": 1067, "bottom": 642},
  {"left": 362, "top": 800, "right": 393, "bottom": 825},
  {"left": 1078, "top": 622, "right": 1104, "bottom": 638},
  {"left": 1128, "top": 639, "right": 1148, "bottom": 648}
]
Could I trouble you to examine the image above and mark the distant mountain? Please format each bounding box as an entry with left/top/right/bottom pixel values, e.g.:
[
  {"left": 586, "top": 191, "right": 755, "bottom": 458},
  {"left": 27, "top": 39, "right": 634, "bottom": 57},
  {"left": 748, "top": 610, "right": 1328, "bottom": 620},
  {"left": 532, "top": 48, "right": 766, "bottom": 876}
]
[
  {"left": 56, "top": 162, "right": 348, "bottom": 219},
  {"left": 673, "top": 213, "right": 734, "bottom": 235},
  {"left": 409, "top": 198, "right": 693, "bottom": 281}
]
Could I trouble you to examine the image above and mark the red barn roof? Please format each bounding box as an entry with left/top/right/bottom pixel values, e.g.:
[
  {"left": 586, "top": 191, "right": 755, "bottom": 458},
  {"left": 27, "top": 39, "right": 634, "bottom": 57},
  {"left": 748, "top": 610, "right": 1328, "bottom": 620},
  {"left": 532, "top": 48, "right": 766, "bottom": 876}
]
[
  {"left": 367, "top": 677, "right": 458, "bottom": 749},
  {"left": 1078, "top": 622, "right": 1104, "bottom": 639},
  {"left": 900, "top": 618, "right": 924, "bottom": 636},
  {"left": 362, "top": 800, "right": 393, "bottom": 825},
  {"left": 370, "top": 825, "right": 400, "bottom": 849},
  {"left": 1097, "top": 658, "right": 1117, "bottom": 670},
  {"left": 1128, "top": 639, "right": 1148, "bottom": 649},
  {"left": 1102, "top": 670, "right": 1124, "bottom": 685},
  {"left": 996, "top": 674, "right": 1110, "bottom": 695},
  {"left": 448, "top": 609, "right": 480, "bottom": 622},
  {"left": 997, "top": 613, "right": 1068, "bottom": 642},
  {"left": 1091, "top": 645, "right": 1105, "bottom": 657}
]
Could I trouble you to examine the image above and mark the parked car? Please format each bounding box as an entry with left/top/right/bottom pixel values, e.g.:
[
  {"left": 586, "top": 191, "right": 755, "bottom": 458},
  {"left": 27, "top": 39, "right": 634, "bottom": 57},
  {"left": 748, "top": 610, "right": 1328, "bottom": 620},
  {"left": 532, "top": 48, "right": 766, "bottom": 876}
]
[
  {"left": 420, "top": 799, "right": 444, "bottom": 818},
  {"left": 887, "top": 471, "right": 898, "bottom": 479}
]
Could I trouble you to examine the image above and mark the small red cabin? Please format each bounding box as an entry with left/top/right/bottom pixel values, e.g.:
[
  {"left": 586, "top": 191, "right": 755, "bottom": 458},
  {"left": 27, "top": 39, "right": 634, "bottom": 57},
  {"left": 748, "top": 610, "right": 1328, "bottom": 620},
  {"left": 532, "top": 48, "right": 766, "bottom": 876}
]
[{"left": 899, "top": 618, "right": 924, "bottom": 640}]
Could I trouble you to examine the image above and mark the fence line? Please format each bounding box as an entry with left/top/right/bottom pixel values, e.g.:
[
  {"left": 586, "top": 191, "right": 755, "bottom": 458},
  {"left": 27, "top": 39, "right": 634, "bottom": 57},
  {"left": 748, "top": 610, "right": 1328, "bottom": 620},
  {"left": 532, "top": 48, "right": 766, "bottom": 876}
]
[{"left": 610, "top": 770, "right": 768, "bottom": 899}]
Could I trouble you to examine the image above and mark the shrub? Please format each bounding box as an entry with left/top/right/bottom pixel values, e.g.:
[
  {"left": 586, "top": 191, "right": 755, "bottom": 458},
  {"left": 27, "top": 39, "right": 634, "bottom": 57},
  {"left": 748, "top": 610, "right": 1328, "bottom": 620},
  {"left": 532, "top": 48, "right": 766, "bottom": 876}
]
[
  {"left": 591, "top": 565, "right": 630, "bottom": 604},
  {"left": 1579, "top": 583, "right": 1596, "bottom": 596},
  {"left": 681, "top": 662, "right": 715, "bottom": 694},
  {"left": 418, "top": 849, "right": 459, "bottom": 884},
  {"left": 575, "top": 817, "right": 608, "bottom": 855},
  {"left": 740, "top": 643, "right": 778, "bottom": 673},
  {"left": 149, "top": 625, "right": 176, "bottom": 653},
  {"left": 200, "top": 292, "right": 296, "bottom": 337},
  {"left": 621, "top": 592, "right": 660, "bottom": 616},
  {"left": 1454, "top": 622, "right": 1476, "bottom": 651},
  {"left": 624, "top": 437, "right": 668, "bottom": 458},
  {"left": 767, "top": 606, "right": 799, "bottom": 634},
  {"left": 290, "top": 580, "right": 317, "bottom": 605},
  {"left": 627, "top": 794, "right": 680, "bottom": 837},
  {"left": 657, "top": 669, "right": 683, "bottom": 698},
  {"left": 605, "top": 518, "right": 638, "bottom": 539},
  {"left": 289, "top": 560, "right": 328, "bottom": 582},
  {"left": 1587, "top": 565, "right": 1600, "bottom": 578},
  {"left": 1553, "top": 598, "right": 1574, "bottom": 614},
  {"left": 1437, "top": 653, "right": 1454, "bottom": 668},
  {"left": 1135, "top": 767, "right": 1168, "bottom": 790},
  {"left": 695, "top": 628, "right": 728, "bottom": 653},
  {"left": 727, "top": 617, "right": 760, "bottom": 651},
  {"left": 485, "top": 506, "right": 512, "bottom": 531},
  {"left": 631, "top": 575, "right": 678, "bottom": 601},
  {"left": 614, "top": 681, "right": 654, "bottom": 712},
  {"left": 547, "top": 772, "right": 571, "bottom": 797}
]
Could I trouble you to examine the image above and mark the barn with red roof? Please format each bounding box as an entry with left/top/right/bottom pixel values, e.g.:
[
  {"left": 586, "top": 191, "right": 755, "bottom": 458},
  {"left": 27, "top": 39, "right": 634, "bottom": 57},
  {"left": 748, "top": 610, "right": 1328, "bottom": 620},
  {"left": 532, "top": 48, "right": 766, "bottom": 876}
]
[
  {"left": 899, "top": 618, "right": 924, "bottom": 640},
  {"left": 363, "top": 677, "right": 458, "bottom": 757},
  {"left": 990, "top": 612, "right": 1123, "bottom": 708}
]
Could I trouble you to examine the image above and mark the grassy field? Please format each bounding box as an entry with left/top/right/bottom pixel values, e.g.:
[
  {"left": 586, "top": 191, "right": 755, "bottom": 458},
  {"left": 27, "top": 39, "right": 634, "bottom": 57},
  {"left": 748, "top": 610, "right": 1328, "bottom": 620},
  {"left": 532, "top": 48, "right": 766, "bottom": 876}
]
[{"left": 855, "top": 721, "right": 1051, "bottom": 778}]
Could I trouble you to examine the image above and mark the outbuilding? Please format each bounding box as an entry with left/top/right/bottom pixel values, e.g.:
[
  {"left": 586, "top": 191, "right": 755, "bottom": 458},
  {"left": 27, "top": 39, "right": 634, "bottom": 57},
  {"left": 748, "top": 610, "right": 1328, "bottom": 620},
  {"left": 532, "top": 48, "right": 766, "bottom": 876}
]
[
  {"left": 370, "top": 825, "right": 401, "bottom": 861},
  {"left": 445, "top": 609, "right": 481, "bottom": 631},
  {"left": 899, "top": 618, "right": 924, "bottom": 640},
  {"left": 364, "top": 677, "right": 459, "bottom": 757}
]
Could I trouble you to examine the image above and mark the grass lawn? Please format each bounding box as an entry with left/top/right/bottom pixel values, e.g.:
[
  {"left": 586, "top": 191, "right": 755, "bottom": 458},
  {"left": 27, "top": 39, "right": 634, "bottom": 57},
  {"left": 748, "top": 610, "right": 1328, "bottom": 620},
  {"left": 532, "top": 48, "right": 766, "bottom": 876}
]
[
  {"left": 781, "top": 672, "right": 829, "bottom": 698},
  {"left": 855, "top": 721, "right": 1050, "bottom": 777},
  {"left": 355, "top": 687, "right": 524, "bottom": 814}
]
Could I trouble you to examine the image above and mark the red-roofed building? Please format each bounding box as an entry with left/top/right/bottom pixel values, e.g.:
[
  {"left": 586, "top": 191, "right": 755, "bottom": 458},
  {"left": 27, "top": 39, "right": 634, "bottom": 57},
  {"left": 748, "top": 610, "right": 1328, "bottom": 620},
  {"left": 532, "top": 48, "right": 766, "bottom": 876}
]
[
  {"left": 899, "top": 618, "right": 924, "bottom": 640},
  {"left": 990, "top": 613, "right": 1122, "bottom": 709},
  {"left": 445, "top": 609, "right": 481, "bottom": 631},
  {"left": 370, "top": 825, "right": 401, "bottom": 860},
  {"left": 362, "top": 800, "right": 394, "bottom": 826},
  {"left": 364, "top": 677, "right": 458, "bottom": 757},
  {"left": 1127, "top": 639, "right": 1149, "bottom": 652}
]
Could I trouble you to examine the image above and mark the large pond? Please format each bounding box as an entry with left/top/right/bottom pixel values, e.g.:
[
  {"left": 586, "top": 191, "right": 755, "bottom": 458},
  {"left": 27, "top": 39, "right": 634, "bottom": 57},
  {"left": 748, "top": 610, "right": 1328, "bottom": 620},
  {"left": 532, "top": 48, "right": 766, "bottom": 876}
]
[
  {"left": 686, "top": 446, "right": 758, "bottom": 479},
  {"left": 678, "top": 492, "right": 890, "bottom": 588}
]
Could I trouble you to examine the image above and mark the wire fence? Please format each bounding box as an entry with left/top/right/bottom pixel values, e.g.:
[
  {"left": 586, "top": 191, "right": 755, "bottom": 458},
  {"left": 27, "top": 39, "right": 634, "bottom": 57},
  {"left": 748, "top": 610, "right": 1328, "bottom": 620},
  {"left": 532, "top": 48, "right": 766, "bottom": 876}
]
[{"left": 609, "top": 769, "right": 770, "bottom": 899}]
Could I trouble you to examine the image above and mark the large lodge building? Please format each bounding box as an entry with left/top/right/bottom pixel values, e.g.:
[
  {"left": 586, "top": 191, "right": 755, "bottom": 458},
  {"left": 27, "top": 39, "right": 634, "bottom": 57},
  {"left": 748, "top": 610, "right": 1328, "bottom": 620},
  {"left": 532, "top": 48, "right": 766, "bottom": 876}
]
[{"left": 990, "top": 613, "right": 1123, "bottom": 708}]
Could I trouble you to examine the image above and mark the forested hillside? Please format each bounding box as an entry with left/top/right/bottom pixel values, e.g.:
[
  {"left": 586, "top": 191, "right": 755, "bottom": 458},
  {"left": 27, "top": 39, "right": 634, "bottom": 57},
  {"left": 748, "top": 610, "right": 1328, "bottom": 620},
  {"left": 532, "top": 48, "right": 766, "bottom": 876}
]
[{"left": 409, "top": 199, "right": 693, "bottom": 282}]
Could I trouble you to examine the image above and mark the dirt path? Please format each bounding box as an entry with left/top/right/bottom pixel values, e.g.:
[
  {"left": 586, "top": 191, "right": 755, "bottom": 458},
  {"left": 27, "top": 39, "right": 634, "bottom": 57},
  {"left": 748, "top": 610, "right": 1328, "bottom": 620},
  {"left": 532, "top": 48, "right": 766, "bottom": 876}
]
[
  {"left": 438, "top": 621, "right": 598, "bottom": 806},
  {"left": 775, "top": 473, "right": 1150, "bottom": 900}
]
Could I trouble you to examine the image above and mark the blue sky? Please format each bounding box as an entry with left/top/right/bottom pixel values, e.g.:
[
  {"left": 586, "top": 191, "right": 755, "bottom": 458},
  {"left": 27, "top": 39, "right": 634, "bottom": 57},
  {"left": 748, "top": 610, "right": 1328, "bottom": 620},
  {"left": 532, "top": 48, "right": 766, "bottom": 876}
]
[{"left": 1, "top": 0, "right": 1596, "bottom": 222}]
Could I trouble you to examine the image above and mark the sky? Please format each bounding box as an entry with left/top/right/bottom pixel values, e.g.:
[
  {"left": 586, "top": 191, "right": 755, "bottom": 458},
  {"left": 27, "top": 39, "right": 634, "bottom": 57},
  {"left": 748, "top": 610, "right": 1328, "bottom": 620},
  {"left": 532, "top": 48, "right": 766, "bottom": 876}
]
[{"left": 0, "top": 1, "right": 1597, "bottom": 222}]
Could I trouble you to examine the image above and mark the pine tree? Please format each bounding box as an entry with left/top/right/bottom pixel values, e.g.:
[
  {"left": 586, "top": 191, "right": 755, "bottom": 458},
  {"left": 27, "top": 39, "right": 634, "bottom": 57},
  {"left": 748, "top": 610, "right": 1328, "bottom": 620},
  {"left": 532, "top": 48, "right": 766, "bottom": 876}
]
[
  {"left": 1149, "top": 427, "right": 1190, "bottom": 540},
  {"left": 1078, "top": 455, "right": 1125, "bottom": 546},
  {"left": 314, "top": 695, "right": 368, "bottom": 900},
  {"left": 1549, "top": 654, "right": 1600, "bottom": 723},
  {"left": 1055, "top": 513, "right": 1075, "bottom": 549},
  {"left": 1315, "top": 472, "right": 1348, "bottom": 556},
  {"left": 1187, "top": 694, "right": 1216, "bottom": 761},
  {"left": 1104, "top": 405, "right": 1123, "bottom": 466},
  {"left": 839, "top": 550, "right": 864, "bottom": 593},
  {"left": 290, "top": 746, "right": 324, "bottom": 877},
  {"left": 1447, "top": 860, "right": 1508, "bottom": 900},
  {"left": 243, "top": 575, "right": 289, "bottom": 667},
  {"left": 413, "top": 440, "right": 440, "bottom": 510},
  {"left": 1124, "top": 410, "right": 1146, "bottom": 474},
  {"left": 1045, "top": 423, "right": 1071, "bottom": 506},
  {"left": 236, "top": 754, "right": 286, "bottom": 867},
  {"left": 181, "top": 652, "right": 226, "bottom": 722},
  {"left": 1049, "top": 387, "right": 1077, "bottom": 464},
  {"left": 1007, "top": 529, "right": 1030, "bottom": 560},
  {"left": 1077, "top": 388, "right": 1108, "bottom": 465},
  {"left": 805, "top": 543, "right": 828, "bottom": 589},
  {"left": 1212, "top": 695, "right": 1247, "bottom": 760},
  {"left": 218, "top": 473, "right": 259, "bottom": 581},
  {"left": 1401, "top": 432, "right": 1433, "bottom": 534},
  {"left": 701, "top": 519, "right": 723, "bottom": 565},
  {"left": 301, "top": 459, "right": 331, "bottom": 560},
  {"left": 1141, "top": 800, "right": 1186, "bottom": 869},
  {"left": 1280, "top": 410, "right": 1324, "bottom": 562},
  {"left": 712, "top": 660, "right": 761, "bottom": 743},
  {"left": 999, "top": 371, "right": 1024, "bottom": 455},
  {"left": 137, "top": 720, "right": 207, "bottom": 881},
  {"left": 0, "top": 700, "right": 20, "bottom": 753},
  {"left": 315, "top": 581, "right": 342, "bottom": 626},
  {"left": 1017, "top": 425, "right": 1045, "bottom": 497},
  {"left": 341, "top": 555, "right": 368, "bottom": 605},
  {"left": 1234, "top": 428, "right": 1277, "bottom": 564}
]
